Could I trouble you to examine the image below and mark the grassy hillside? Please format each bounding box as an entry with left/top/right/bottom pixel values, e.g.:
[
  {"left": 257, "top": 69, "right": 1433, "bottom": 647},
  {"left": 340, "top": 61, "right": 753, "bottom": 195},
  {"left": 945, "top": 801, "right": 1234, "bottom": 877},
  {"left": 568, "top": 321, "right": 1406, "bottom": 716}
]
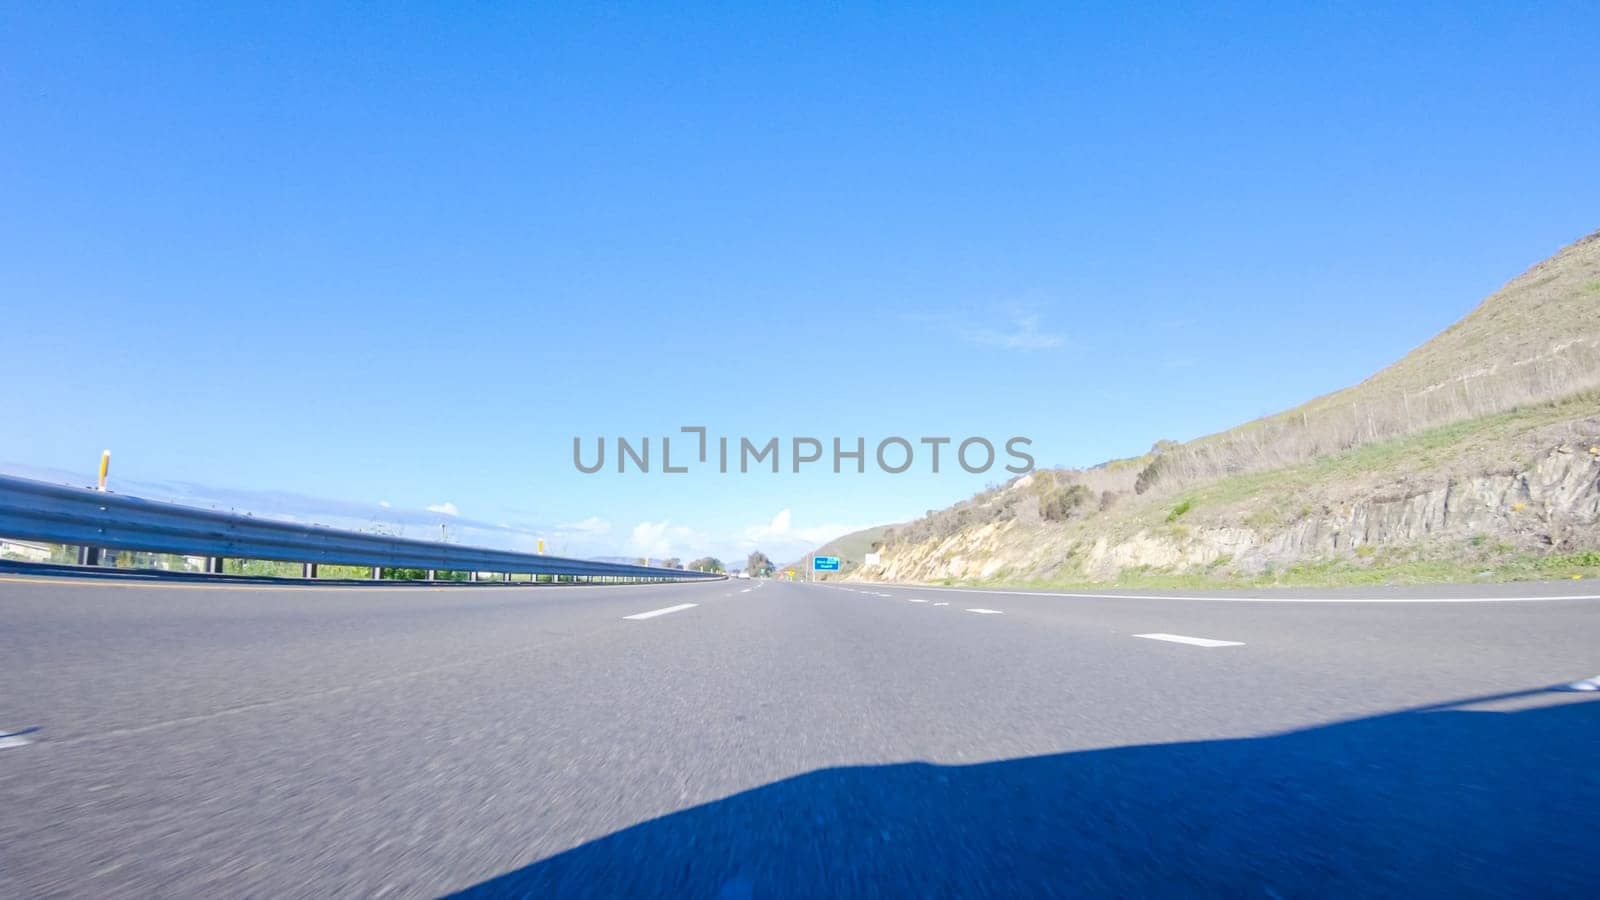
[
  {"left": 854, "top": 229, "right": 1600, "bottom": 588},
  {"left": 783, "top": 523, "right": 898, "bottom": 578},
  {"left": 1141, "top": 230, "right": 1600, "bottom": 495}
]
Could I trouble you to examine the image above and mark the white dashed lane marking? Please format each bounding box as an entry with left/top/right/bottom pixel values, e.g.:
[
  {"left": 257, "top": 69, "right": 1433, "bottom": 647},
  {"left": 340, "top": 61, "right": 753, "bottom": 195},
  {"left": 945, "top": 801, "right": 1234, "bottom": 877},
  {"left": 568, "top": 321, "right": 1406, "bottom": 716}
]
[
  {"left": 1134, "top": 633, "right": 1244, "bottom": 648},
  {"left": 623, "top": 603, "right": 699, "bottom": 621},
  {"left": 907, "top": 598, "right": 928, "bottom": 604},
  {"left": 965, "top": 608, "right": 1004, "bottom": 615}
]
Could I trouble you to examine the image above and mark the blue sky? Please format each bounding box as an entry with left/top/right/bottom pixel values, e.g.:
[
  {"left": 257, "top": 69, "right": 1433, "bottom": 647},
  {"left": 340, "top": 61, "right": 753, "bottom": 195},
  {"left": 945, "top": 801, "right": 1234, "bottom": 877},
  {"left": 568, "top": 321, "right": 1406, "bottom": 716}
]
[{"left": 4, "top": 2, "right": 1597, "bottom": 565}]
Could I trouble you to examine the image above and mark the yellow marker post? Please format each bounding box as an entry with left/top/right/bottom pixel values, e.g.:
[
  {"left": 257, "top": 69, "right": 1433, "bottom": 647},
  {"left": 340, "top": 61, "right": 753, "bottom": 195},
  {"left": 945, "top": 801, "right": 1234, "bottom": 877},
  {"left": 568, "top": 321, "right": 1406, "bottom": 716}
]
[
  {"left": 96, "top": 450, "right": 111, "bottom": 491},
  {"left": 538, "top": 538, "right": 545, "bottom": 554}
]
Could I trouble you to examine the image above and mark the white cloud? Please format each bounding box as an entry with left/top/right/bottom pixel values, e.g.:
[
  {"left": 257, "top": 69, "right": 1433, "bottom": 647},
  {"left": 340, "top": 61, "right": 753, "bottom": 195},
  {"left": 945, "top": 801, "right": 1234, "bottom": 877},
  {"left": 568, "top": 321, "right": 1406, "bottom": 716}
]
[
  {"left": 628, "top": 521, "right": 672, "bottom": 557},
  {"left": 968, "top": 313, "right": 1063, "bottom": 351},
  {"left": 741, "top": 508, "right": 861, "bottom": 548},
  {"left": 908, "top": 305, "right": 1065, "bottom": 352},
  {"left": 743, "top": 508, "right": 794, "bottom": 542},
  {"left": 560, "top": 515, "right": 612, "bottom": 536},
  {"left": 378, "top": 500, "right": 391, "bottom": 508},
  {"left": 625, "top": 519, "right": 705, "bottom": 559},
  {"left": 426, "top": 501, "right": 459, "bottom": 517}
]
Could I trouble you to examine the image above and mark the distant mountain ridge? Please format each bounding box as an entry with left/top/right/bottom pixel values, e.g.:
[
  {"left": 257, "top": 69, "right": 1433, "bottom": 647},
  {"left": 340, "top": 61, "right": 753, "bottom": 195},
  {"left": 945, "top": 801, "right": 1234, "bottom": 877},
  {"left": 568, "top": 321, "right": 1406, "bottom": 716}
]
[{"left": 780, "top": 524, "right": 899, "bottom": 578}]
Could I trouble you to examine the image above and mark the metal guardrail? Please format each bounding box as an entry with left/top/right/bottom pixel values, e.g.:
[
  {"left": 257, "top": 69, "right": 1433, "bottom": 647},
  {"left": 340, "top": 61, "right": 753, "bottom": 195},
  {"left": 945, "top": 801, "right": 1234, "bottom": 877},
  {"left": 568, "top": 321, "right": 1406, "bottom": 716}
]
[{"left": 0, "top": 474, "right": 719, "bottom": 583}]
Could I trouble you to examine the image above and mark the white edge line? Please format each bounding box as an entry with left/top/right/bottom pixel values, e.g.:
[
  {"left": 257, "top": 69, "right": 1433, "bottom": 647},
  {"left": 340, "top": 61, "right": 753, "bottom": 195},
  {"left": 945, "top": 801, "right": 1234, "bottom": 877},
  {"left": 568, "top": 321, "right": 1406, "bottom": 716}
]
[
  {"left": 623, "top": 603, "right": 699, "bottom": 620},
  {"left": 1135, "top": 632, "right": 1245, "bottom": 648},
  {"left": 848, "top": 583, "right": 1600, "bottom": 604}
]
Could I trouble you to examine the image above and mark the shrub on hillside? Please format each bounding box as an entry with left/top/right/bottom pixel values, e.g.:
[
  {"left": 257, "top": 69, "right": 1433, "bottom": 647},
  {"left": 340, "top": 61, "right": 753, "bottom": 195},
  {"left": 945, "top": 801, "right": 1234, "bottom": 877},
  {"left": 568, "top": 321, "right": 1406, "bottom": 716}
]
[
  {"left": 1039, "top": 483, "right": 1091, "bottom": 522},
  {"left": 1134, "top": 455, "right": 1166, "bottom": 494}
]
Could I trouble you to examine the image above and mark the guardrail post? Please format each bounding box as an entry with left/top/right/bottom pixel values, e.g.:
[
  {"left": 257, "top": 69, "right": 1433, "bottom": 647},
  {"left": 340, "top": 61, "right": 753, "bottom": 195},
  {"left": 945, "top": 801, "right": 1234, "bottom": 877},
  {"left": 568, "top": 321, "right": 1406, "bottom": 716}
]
[
  {"left": 207, "top": 556, "right": 224, "bottom": 574},
  {"left": 470, "top": 571, "right": 479, "bottom": 582},
  {"left": 371, "top": 566, "right": 381, "bottom": 580},
  {"left": 78, "top": 545, "right": 102, "bottom": 567},
  {"left": 302, "top": 562, "right": 318, "bottom": 579},
  {"left": 426, "top": 569, "right": 435, "bottom": 581}
]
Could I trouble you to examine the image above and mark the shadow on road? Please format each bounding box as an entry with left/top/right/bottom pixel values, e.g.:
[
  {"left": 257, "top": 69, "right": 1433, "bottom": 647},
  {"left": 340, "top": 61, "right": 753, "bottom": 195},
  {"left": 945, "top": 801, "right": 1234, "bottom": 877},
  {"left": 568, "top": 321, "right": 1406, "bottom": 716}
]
[{"left": 449, "top": 689, "right": 1599, "bottom": 898}]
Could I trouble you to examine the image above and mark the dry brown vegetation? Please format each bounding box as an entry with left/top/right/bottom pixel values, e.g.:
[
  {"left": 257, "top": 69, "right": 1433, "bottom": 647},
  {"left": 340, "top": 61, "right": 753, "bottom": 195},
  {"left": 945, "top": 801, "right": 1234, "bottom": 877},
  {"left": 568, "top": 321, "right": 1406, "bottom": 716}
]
[
  {"left": 1136, "top": 230, "right": 1600, "bottom": 496},
  {"left": 859, "top": 229, "right": 1600, "bottom": 586}
]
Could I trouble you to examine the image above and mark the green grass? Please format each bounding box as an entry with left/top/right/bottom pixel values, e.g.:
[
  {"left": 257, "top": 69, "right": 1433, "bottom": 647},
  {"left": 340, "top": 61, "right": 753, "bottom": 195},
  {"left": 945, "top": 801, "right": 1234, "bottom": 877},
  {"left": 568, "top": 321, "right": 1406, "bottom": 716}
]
[
  {"left": 224, "top": 559, "right": 304, "bottom": 578},
  {"left": 217, "top": 560, "right": 479, "bottom": 581},
  {"left": 1111, "top": 392, "right": 1600, "bottom": 530},
  {"left": 1243, "top": 505, "right": 1284, "bottom": 530},
  {"left": 783, "top": 523, "right": 899, "bottom": 573},
  {"left": 881, "top": 396, "right": 1599, "bottom": 592},
  {"left": 1100, "top": 452, "right": 1154, "bottom": 472},
  {"left": 950, "top": 549, "right": 1600, "bottom": 592},
  {"left": 870, "top": 232, "right": 1600, "bottom": 591}
]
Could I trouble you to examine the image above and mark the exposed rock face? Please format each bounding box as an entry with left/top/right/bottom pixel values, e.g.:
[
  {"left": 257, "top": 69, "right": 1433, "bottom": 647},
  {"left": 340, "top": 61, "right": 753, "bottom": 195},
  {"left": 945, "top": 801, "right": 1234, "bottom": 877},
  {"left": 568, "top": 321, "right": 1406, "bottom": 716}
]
[
  {"left": 858, "top": 444, "right": 1600, "bottom": 583},
  {"left": 849, "top": 229, "right": 1600, "bottom": 586}
]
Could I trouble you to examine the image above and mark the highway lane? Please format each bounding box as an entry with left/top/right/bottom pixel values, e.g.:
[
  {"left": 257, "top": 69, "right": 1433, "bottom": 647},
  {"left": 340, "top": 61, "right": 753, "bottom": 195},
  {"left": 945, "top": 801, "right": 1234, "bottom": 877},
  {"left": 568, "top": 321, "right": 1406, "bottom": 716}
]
[
  {"left": 1, "top": 574, "right": 1597, "bottom": 897},
  {"left": 823, "top": 580, "right": 1600, "bottom": 703},
  {"left": 0, "top": 576, "right": 744, "bottom": 741}
]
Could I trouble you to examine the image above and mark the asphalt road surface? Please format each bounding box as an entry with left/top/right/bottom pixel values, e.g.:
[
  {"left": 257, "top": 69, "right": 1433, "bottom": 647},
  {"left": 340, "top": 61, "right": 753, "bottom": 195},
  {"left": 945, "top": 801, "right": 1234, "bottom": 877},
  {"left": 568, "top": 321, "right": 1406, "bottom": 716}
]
[{"left": 2, "top": 573, "right": 1597, "bottom": 897}]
